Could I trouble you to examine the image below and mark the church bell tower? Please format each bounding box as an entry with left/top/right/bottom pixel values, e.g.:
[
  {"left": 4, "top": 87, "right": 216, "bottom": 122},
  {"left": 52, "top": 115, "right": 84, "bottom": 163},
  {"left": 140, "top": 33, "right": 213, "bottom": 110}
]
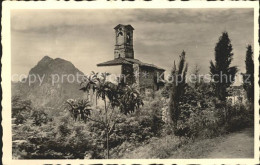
[{"left": 114, "top": 24, "right": 134, "bottom": 59}]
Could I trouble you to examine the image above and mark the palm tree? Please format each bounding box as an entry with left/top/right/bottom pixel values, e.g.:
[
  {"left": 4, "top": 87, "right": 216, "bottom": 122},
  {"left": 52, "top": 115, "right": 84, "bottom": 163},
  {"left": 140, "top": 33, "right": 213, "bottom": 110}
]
[{"left": 67, "top": 72, "right": 143, "bottom": 159}]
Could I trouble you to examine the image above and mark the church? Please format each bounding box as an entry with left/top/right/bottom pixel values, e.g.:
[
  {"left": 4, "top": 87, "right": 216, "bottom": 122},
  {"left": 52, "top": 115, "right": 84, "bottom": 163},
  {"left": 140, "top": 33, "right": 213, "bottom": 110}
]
[{"left": 97, "top": 24, "right": 165, "bottom": 93}]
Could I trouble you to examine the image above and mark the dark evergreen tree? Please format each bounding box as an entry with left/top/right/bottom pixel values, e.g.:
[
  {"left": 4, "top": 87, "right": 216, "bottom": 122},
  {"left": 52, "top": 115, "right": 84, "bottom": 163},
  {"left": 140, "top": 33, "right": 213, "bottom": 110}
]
[
  {"left": 169, "top": 51, "right": 188, "bottom": 130},
  {"left": 243, "top": 45, "right": 254, "bottom": 103},
  {"left": 210, "top": 32, "right": 237, "bottom": 101}
]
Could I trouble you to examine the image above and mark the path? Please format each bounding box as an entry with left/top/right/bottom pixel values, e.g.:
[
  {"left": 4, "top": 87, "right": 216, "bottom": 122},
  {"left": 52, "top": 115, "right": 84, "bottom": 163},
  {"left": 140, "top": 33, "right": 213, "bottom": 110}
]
[{"left": 207, "top": 128, "right": 254, "bottom": 158}]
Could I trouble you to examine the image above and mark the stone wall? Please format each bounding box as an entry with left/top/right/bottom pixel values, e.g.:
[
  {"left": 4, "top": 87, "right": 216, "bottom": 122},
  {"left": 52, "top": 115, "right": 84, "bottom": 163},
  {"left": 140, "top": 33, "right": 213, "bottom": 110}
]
[
  {"left": 121, "top": 64, "right": 135, "bottom": 85},
  {"left": 138, "top": 66, "right": 156, "bottom": 92},
  {"left": 138, "top": 66, "right": 165, "bottom": 91},
  {"left": 121, "top": 64, "right": 164, "bottom": 92}
]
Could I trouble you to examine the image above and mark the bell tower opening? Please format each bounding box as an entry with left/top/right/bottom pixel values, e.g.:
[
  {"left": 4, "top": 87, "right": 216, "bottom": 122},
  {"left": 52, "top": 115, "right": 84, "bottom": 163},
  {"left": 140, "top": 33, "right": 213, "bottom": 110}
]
[{"left": 114, "top": 24, "right": 134, "bottom": 59}]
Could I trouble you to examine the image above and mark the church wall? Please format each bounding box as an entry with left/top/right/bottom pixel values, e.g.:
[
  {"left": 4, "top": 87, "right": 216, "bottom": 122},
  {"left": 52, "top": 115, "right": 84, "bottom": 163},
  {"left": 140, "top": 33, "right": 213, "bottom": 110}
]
[
  {"left": 138, "top": 67, "right": 165, "bottom": 92},
  {"left": 121, "top": 64, "right": 135, "bottom": 85},
  {"left": 139, "top": 67, "right": 156, "bottom": 91}
]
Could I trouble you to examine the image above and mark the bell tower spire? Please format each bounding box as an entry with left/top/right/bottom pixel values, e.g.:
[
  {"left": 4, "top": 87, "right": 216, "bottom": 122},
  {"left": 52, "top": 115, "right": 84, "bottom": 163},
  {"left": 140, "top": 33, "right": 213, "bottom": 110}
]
[{"left": 114, "top": 24, "right": 134, "bottom": 59}]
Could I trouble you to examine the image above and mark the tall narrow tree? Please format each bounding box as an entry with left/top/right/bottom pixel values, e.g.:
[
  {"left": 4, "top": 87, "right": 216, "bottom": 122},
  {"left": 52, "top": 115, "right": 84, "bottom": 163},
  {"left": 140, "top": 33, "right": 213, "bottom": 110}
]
[
  {"left": 243, "top": 45, "right": 254, "bottom": 103},
  {"left": 210, "top": 32, "right": 237, "bottom": 101},
  {"left": 168, "top": 51, "right": 188, "bottom": 130}
]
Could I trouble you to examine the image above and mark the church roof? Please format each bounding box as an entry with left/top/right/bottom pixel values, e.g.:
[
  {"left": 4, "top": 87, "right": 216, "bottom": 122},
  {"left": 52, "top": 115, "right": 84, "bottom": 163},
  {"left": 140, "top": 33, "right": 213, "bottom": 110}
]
[
  {"left": 97, "top": 57, "right": 165, "bottom": 71},
  {"left": 96, "top": 58, "right": 132, "bottom": 66}
]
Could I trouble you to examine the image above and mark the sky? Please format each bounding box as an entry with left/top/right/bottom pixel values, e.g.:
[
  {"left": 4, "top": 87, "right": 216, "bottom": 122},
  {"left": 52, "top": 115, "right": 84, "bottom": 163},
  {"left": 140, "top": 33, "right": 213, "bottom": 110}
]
[{"left": 11, "top": 8, "right": 254, "bottom": 80}]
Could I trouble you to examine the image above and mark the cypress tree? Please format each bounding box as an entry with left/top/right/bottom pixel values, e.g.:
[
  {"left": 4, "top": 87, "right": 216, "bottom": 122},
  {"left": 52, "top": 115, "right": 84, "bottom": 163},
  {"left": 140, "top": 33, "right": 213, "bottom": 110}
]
[
  {"left": 210, "top": 32, "right": 238, "bottom": 101},
  {"left": 169, "top": 51, "right": 188, "bottom": 130},
  {"left": 243, "top": 45, "right": 254, "bottom": 103}
]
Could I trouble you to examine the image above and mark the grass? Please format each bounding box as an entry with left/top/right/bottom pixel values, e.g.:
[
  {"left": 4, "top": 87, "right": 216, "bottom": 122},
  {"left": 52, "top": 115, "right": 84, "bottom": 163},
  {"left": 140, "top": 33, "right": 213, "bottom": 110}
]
[
  {"left": 121, "top": 127, "right": 254, "bottom": 159},
  {"left": 120, "top": 135, "right": 187, "bottom": 159},
  {"left": 168, "top": 137, "right": 223, "bottom": 158},
  {"left": 120, "top": 134, "right": 224, "bottom": 159}
]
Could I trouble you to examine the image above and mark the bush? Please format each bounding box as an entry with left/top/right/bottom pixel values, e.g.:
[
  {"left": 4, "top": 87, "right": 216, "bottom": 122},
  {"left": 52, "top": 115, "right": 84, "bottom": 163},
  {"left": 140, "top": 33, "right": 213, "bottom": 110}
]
[
  {"left": 12, "top": 96, "right": 32, "bottom": 125},
  {"left": 14, "top": 113, "right": 29, "bottom": 125},
  {"left": 31, "top": 109, "right": 49, "bottom": 126},
  {"left": 14, "top": 113, "right": 104, "bottom": 159},
  {"left": 109, "top": 98, "right": 164, "bottom": 158},
  {"left": 225, "top": 103, "right": 254, "bottom": 132},
  {"left": 15, "top": 103, "right": 164, "bottom": 159},
  {"left": 175, "top": 108, "right": 222, "bottom": 139},
  {"left": 173, "top": 102, "right": 253, "bottom": 139}
]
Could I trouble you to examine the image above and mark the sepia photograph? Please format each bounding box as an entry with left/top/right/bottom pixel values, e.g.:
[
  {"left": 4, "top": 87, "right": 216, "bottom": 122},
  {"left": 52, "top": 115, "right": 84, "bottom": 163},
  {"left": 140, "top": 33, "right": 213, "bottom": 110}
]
[{"left": 1, "top": 1, "right": 259, "bottom": 164}]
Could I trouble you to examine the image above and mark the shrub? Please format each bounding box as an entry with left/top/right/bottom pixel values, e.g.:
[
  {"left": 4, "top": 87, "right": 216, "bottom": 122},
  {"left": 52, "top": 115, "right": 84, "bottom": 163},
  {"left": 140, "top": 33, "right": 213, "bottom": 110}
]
[
  {"left": 175, "top": 108, "right": 222, "bottom": 139},
  {"left": 108, "top": 99, "right": 164, "bottom": 158},
  {"left": 225, "top": 103, "right": 254, "bottom": 132},
  {"left": 14, "top": 113, "right": 29, "bottom": 125},
  {"left": 16, "top": 114, "right": 104, "bottom": 159},
  {"left": 31, "top": 109, "right": 49, "bottom": 126},
  {"left": 173, "top": 101, "right": 254, "bottom": 139},
  {"left": 15, "top": 103, "right": 163, "bottom": 159},
  {"left": 12, "top": 96, "right": 32, "bottom": 125}
]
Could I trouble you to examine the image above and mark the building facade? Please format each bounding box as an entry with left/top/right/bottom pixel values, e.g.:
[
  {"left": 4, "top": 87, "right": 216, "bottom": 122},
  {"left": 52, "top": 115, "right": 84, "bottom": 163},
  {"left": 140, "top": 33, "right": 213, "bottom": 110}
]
[
  {"left": 227, "top": 86, "right": 247, "bottom": 105},
  {"left": 97, "top": 24, "right": 165, "bottom": 92}
]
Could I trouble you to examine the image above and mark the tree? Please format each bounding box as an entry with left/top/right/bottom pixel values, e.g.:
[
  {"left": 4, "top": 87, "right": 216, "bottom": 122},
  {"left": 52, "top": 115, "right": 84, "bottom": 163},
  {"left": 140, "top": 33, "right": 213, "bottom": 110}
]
[
  {"left": 12, "top": 96, "right": 32, "bottom": 116},
  {"left": 12, "top": 96, "right": 32, "bottom": 124},
  {"left": 168, "top": 51, "right": 188, "bottom": 130},
  {"left": 117, "top": 84, "right": 143, "bottom": 115},
  {"left": 210, "top": 32, "right": 237, "bottom": 102},
  {"left": 243, "top": 45, "right": 254, "bottom": 103},
  {"left": 190, "top": 65, "right": 201, "bottom": 89},
  {"left": 66, "top": 72, "right": 143, "bottom": 159}
]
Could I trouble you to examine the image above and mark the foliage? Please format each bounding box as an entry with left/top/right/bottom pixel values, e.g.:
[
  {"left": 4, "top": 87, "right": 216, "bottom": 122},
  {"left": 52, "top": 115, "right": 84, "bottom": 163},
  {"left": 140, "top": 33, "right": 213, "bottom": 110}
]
[
  {"left": 210, "top": 32, "right": 238, "bottom": 101},
  {"left": 174, "top": 101, "right": 253, "bottom": 138},
  {"left": 168, "top": 51, "right": 188, "bottom": 130},
  {"left": 14, "top": 114, "right": 104, "bottom": 159},
  {"left": 176, "top": 108, "right": 221, "bottom": 138},
  {"left": 224, "top": 103, "right": 254, "bottom": 132},
  {"left": 31, "top": 108, "right": 49, "bottom": 126},
  {"left": 178, "top": 81, "right": 215, "bottom": 120},
  {"left": 12, "top": 96, "right": 32, "bottom": 124},
  {"left": 13, "top": 96, "right": 164, "bottom": 159},
  {"left": 80, "top": 72, "right": 143, "bottom": 114},
  {"left": 242, "top": 45, "right": 254, "bottom": 103},
  {"left": 67, "top": 72, "right": 144, "bottom": 158},
  {"left": 117, "top": 84, "right": 144, "bottom": 115},
  {"left": 65, "top": 99, "right": 92, "bottom": 122},
  {"left": 165, "top": 64, "right": 251, "bottom": 139},
  {"left": 109, "top": 100, "right": 165, "bottom": 158}
]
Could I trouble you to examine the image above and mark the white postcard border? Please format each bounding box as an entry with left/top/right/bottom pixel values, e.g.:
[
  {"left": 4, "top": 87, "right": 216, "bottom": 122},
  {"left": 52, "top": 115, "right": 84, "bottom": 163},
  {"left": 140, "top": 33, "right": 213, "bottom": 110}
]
[{"left": 2, "top": 1, "right": 259, "bottom": 165}]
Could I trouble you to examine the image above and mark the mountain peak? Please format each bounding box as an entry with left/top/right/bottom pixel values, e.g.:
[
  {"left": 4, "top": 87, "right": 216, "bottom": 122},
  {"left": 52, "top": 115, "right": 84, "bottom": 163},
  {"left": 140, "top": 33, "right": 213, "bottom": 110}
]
[
  {"left": 43, "top": 55, "right": 52, "bottom": 60},
  {"left": 29, "top": 56, "right": 83, "bottom": 76},
  {"left": 37, "top": 56, "right": 54, "bottom": 65},
  {"left": 54, "top": 57, "right": 70, "bottom": 64},
  {"left": 41, "top": 55, "right": 53, "bottom": 61},
  {"left": 13, "top": 55, "right": 86, "bottom": 107}
]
